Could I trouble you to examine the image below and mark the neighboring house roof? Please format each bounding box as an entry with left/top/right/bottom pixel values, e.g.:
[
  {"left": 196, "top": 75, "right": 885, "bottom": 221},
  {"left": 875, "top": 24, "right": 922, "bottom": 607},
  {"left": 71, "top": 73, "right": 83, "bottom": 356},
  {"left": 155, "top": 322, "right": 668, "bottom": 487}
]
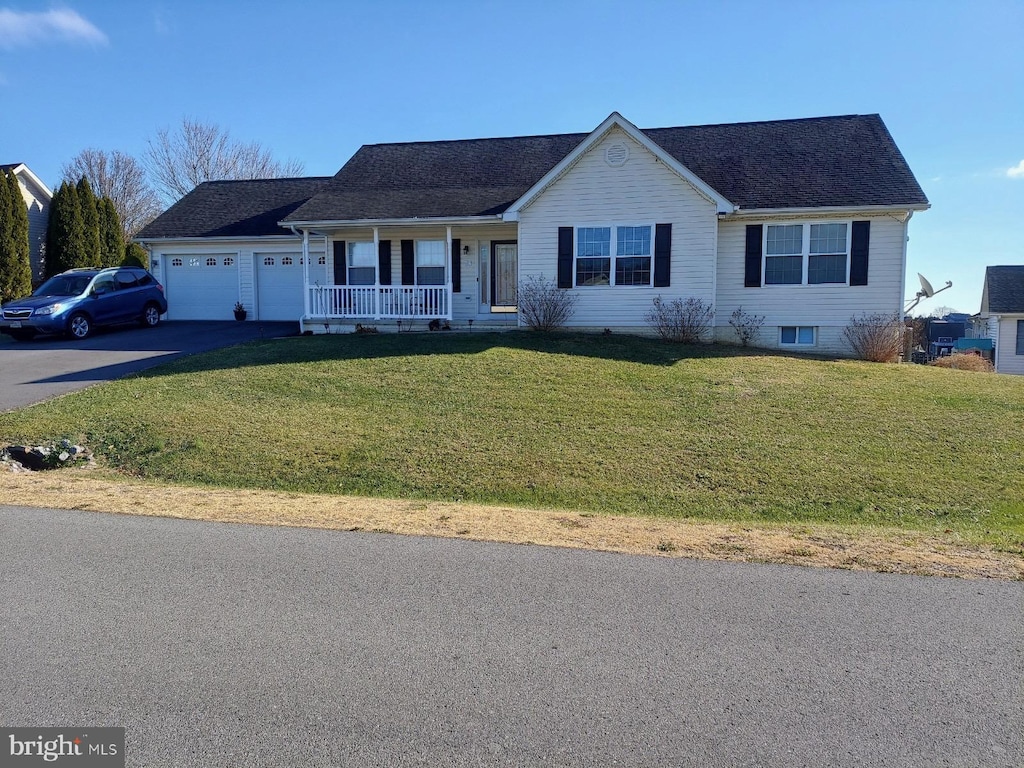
[
  {"left": 1, "top": 162, "right": 53, "bottom": 199},
  {"left": 285, "top": 113, "right": 928, "bottom": 224},
  {"left": 981, "top": 265, "right": 1024, "bottom": 313},
  {"left": 135, "top": 177, "right": 331, "bottom": 239}
]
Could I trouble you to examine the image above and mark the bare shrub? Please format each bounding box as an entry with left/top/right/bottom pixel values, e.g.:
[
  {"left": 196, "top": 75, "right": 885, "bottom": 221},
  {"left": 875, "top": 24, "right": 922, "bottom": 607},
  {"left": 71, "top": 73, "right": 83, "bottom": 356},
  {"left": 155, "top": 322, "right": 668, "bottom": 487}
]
[
  {"left": 644, "top": 296, "right": 714, "bottom": 343},
  {"left": 517, "top": 275, "right": 578, "bottom": 331},
  {"left": 930, "top": 353, "right": 994, "bottom": 372},
  {"left": 728, "top": 306, "right": 765, "bottom": 347},
  {"left": 843, "top": 312, "right": 902, "bottom": 362}
]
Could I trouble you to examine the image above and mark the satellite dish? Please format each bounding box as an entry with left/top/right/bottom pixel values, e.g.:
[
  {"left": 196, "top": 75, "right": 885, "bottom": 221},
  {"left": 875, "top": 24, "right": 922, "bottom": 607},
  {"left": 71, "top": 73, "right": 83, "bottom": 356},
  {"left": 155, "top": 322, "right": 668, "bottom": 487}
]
[{"left": 918, "top": 273, "right": 935, "bottom": 298}]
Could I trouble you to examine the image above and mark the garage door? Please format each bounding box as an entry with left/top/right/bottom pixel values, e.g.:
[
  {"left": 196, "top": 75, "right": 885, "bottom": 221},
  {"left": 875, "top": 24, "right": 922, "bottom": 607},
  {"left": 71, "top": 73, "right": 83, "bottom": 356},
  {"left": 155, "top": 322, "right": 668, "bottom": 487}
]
[
  {"left": 256, "top": 253, "right": 304, "bottom": 321},
  {"left": 164, "top": 255, "right": 239, "bottom": 320}
]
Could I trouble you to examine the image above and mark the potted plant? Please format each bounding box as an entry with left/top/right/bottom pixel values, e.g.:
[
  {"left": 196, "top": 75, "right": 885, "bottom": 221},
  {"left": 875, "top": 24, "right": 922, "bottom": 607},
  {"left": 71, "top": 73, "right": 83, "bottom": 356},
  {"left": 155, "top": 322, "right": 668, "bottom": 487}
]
[{"left": 233, "top": 301, "right": 247, "bottom": 321}]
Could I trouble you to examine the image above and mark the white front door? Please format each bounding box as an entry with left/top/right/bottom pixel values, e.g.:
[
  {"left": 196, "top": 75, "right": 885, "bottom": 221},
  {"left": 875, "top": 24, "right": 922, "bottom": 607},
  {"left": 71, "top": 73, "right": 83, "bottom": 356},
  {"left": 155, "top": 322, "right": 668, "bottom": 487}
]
[{"left": 491, "top": 241, "right": 517, "bottom": 312}]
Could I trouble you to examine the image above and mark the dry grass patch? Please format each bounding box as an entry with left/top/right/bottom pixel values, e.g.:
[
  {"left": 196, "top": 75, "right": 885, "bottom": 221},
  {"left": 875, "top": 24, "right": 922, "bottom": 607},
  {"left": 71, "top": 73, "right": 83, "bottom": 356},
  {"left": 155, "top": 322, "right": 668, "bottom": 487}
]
[{"left": 1, "top": 470, "right": 1020, "bottom": 580}]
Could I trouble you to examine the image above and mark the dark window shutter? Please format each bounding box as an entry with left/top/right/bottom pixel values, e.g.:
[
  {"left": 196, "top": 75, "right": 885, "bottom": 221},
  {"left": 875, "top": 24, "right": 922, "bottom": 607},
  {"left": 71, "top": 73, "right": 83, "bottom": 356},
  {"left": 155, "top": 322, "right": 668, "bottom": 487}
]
[
  {"left": 401, "top": 240, "right": 414, "bottom": 285},
  {"left": 653, "top": 223, "right": 672, "bottom": 287},
  {"left": 1016, "top": 320, "right": 1024, "bottom": 356},
  {"left": 557, "top": 227, "right": 573, "bottom": 289},
  {"left": 333, "top": 240, "right": 347, "bottom": 285},
  {"left": 451, "top": 239, "right": 461, "bottom": 293},
  {"left": 377, "top": 240, "right": 391, "bottom": 285},
  {"left": 850, "top": 220, "right": 870, "bottom": 286},
  {"left": 744, "top": 225, "right": 762, "bottom": 288}
]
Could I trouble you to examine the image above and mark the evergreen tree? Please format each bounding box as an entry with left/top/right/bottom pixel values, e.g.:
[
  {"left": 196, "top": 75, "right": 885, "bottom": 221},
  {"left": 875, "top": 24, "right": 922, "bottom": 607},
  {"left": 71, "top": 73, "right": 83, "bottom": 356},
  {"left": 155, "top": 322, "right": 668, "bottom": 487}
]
[
  {"left": 98, "top": 197, "right": 123, "bottom": 267},
  {"left": 123, "top": 241, "right": 148, "bottom": 269},
  {"left": 1, "top": 171, "right": 32, "bottom": 301},
  {"left": 76, "top": 176, "right": 102, "bottom": 268},
  {"left": 0, "top": 170, "right": 12, "bottom": 302},
  {"left": 45, "top": 182, "right": 65, "bottom": 277},
  {"left": 48, "top": 181, "right": 89, "bottom": 272}
]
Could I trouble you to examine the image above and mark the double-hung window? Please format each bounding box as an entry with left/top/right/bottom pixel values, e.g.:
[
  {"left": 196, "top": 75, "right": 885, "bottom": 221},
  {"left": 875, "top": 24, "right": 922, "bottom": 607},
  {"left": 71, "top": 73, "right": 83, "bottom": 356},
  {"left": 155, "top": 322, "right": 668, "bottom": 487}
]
[
  {"left": 576, "top": 225, "right": 652, "bottom": 287},
  {"left": 765, "top": 222, "right": 849, "bottom": 285},
  {"left": 347, "top": 242, "right": 376, "bottom": 285},
  {"left": 416, "top": 240, "right": 445, "bottom": 285}
]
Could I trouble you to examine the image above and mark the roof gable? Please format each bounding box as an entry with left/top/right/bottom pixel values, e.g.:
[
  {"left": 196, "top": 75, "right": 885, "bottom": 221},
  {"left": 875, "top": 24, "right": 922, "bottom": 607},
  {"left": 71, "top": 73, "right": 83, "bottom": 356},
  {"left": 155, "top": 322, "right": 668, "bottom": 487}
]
[
  {"left": 982, "top": 266, "right": 1024, "bottom": 314},
  {"left": 1, "top": 163, "right": 53, "bottom": 200},
  {"left": 135, "top": 177, "right": 331, "bottom": 239},
  {"left": 504, "top": 112, "right": 734, "bottom": 218}
]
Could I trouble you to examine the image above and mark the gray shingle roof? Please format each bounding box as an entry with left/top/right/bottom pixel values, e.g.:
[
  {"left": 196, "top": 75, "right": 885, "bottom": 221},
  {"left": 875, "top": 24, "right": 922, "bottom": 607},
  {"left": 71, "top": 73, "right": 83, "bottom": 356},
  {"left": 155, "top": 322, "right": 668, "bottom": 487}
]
[
  {"left": 983, "top": 266, "right": 1024, "bottom": 313},
  {"left": 135, "top": 177, "right": 331, "bottom": 239},
  {"left": 285, "top": 113, "right": 927, "bottom": 223}
]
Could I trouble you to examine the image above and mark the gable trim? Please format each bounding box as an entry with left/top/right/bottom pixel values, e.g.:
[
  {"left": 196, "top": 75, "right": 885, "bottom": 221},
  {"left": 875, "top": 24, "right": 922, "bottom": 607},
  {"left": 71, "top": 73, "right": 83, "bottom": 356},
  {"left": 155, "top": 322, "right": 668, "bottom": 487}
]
[
  {"left": 503, "top": 112, "right": 735, "bottom": 220},
  {"left": 6, "top": 164, "right": 53, "bottom": 200}
]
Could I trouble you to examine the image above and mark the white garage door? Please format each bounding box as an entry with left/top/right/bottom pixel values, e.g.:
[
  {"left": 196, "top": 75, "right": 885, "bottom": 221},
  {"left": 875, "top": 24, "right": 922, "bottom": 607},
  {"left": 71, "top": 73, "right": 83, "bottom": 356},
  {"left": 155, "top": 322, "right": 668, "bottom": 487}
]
[
  {"left": 256, "top": 253, "right": 304, "bottom": 321},
  {"left": 164, "top": 255, "right": 239, "bottom": 320}
]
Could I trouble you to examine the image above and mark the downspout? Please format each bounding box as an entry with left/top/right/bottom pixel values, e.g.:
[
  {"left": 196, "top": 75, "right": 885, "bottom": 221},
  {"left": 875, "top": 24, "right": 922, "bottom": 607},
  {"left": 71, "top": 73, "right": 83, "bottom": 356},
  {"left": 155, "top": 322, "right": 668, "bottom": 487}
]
[
  {"left": 899, "top": 211, "right": 914, "bottom": 362},
  {"left": 291, "top": 226, "right": 310, "bottom": 326}
]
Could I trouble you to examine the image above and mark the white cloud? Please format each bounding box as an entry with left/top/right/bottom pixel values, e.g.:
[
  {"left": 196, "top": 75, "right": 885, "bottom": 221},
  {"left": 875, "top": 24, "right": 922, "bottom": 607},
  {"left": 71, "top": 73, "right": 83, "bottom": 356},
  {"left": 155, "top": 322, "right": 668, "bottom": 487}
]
[
  {"left": 0, "top": 8, "right": 108, "bottom": 49},
  {"left": 1008, "top": 160, "right": 1024, "bottom": 179}
]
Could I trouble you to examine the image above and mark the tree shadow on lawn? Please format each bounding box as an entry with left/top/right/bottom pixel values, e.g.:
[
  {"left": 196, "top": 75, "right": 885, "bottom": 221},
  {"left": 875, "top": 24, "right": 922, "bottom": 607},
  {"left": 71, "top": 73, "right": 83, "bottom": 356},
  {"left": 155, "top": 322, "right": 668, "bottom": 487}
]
[{"left": 125, "top": 329, "right": 842, "bottom": 381}]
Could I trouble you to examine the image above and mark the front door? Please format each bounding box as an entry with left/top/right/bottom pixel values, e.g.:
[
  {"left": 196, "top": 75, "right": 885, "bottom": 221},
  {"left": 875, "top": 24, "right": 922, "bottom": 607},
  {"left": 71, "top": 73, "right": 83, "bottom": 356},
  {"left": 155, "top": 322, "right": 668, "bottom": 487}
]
[{"left": 491, "top": 241, "right": 517, "bottom": 312}]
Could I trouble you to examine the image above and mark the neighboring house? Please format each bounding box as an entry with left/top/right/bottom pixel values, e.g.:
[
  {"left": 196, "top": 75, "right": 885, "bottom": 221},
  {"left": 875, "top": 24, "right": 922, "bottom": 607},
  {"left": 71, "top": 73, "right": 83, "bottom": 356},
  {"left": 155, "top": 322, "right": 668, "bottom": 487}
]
[
  {"left": 1, "top": 163, "right": 52, "bottom": 285},
  {"left": 978, "top": 265, "right": 1024, "bottom": 374},
  {"left": 135, "top": 112, "right": 929, "bottom": 354}
]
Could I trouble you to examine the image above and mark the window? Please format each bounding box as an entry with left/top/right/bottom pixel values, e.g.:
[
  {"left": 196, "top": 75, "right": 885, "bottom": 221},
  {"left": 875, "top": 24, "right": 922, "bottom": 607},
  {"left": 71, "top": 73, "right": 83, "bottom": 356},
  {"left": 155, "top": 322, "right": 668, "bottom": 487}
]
[
  {"left": 348, "top": 242, "right": 376, "bottom": 285},
  {"left": 206, "top": 257, "right": 217, "bottom": 266},
  {"left": 223, "top": 257, "right": 234, "bottom": 267},
  {"left": 780, "top": 326, "right": 816, "bottom": 345},
  {"left": 263, "top": 257, "right": 275, "bottom": 266},
  {"left": 318, "top": 255, "right": 326, "bottom": 266},
  {"left": 1017, "top": 320, "right": 1024, "bottom": 355},
  {"left": 115, "top": 271, "right": 138, "bottom": 290},
  {"left": 189, "top": 258, "right": 200, "bottom": 267},
  {"left": 171, "top": 258, "right": 183, "bottom": 267},
  {"left": 416, "top": 240, "right": 445, "bottom": 285},
  {"left": 282, "top": 256, "right": 294, "bottom": 266},
  {"left": 575, "top": 225, "right": 652, "bottom": 287},
  {"left": 765, "top": 222, "right": 849, "bottom": 285}
]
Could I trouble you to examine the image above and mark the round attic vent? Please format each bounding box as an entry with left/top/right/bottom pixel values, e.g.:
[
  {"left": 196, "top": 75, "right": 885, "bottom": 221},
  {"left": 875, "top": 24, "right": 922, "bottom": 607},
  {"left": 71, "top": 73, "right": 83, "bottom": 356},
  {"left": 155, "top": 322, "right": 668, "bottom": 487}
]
[{"left": 605, "top": 142, "right": 629, "bottom": 167}]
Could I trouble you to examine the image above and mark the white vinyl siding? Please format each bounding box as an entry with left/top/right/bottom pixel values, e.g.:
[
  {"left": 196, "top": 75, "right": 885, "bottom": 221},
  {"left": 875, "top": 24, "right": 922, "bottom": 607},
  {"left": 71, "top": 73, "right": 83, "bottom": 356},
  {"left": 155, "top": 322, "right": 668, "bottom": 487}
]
[
  {"left": 518, "top": 127, "right": 717, "bottom": 327},
  {"left": 715, "top": 215, "right": 908, "bottom": 356},
  {"left": 994, "top": 316, "right": 1024, "bottom": 375}
]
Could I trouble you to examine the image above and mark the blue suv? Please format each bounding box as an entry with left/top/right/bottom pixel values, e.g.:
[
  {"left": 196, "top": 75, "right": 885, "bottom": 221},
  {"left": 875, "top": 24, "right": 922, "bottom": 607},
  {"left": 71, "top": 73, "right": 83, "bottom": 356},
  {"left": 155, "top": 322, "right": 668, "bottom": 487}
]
[{"left": 0, "top": 267, "right": 168, "bottom": 341}]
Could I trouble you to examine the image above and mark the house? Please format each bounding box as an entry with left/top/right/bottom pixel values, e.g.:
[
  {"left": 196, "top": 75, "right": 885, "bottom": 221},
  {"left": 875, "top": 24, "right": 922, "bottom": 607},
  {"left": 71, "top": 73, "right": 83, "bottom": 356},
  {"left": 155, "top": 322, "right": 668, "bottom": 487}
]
[
  {"left": 135, "top": 112, "right": 929, "bottom": 354},
  {"left": 1, "top": 163, "right": 52, "bottom": 285},
  {"left": 978, "top": 265, "right": 1024, "bottom": 374}
]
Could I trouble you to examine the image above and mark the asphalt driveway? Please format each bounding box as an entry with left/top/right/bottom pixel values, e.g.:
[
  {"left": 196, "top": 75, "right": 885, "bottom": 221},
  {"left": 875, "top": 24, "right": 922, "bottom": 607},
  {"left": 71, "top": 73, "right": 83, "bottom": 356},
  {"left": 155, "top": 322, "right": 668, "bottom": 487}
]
[{"left": 0, "top": 320, "right": 298, "bottom": 411}]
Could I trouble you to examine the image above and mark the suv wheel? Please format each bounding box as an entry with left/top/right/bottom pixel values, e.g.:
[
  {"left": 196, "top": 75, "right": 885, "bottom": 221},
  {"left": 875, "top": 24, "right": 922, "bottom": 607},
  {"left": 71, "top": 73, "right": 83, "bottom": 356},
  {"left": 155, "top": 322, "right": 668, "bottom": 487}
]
[
  {"left": 141, "top": 303, "right": 161, "bottom": 328},
  {"left": 67, "top": 313, "right": 92, "bottom": 340}
]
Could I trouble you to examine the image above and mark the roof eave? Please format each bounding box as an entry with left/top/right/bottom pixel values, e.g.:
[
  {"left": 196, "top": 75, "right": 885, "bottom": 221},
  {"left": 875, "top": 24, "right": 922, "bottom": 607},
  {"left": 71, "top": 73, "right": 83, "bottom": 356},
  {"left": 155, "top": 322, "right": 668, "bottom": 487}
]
[
  {"left": 134, "top": 234, "right": 301, "bottom": 244},
  {"left": 282, "top": 214, "right": 507, "bottom": 229},
  {"left": 724, "top": 203, "right": 931, "bottom": 219}
]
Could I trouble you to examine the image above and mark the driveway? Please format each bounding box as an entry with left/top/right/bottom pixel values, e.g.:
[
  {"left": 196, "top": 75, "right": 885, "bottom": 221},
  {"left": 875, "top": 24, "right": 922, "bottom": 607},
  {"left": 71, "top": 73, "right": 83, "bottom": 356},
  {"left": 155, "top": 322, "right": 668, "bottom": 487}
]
[
  {"left": 1, "top": 506, "right": 1021, "bottom": 767},
  {"left": 0, "top": 321, "right": 298, "bottom": 411}
]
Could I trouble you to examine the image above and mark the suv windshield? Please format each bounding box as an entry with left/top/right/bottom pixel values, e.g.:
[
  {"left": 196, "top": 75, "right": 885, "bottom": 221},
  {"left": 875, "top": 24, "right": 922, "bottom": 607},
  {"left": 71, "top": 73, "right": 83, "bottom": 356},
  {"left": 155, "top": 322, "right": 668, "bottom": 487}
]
[{"left": 32, "top": 274, "right": 94, "bottom": 298}]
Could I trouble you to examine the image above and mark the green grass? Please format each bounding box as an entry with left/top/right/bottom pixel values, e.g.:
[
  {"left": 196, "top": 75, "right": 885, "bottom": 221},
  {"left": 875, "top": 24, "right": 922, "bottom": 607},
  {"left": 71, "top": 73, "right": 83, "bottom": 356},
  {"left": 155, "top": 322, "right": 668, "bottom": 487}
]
[{"left": 2, "top": 332, "right": 1023, "bottom": 547}]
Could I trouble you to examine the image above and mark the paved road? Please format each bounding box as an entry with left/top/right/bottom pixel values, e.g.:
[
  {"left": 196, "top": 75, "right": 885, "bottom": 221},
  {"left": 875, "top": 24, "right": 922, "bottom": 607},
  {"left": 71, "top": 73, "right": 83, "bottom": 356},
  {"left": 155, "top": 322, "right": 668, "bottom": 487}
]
[
  {"left": 0, "top": 321, "right": 298, "bottom": 411},
  {"left": 1, "top": 506, "right": 1020, "bottom": 767}
]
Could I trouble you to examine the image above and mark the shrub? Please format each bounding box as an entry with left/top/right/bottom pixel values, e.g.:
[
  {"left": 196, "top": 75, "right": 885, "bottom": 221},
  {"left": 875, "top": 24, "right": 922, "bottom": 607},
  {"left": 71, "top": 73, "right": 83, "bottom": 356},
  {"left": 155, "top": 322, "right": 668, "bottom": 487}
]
[
  {"left": 930, "top": 353, "right": 994, "bottom": 372},
  {"left": 645, "top": 296, "right": 714, "bottom": 343},
  {"left": 728, "top": 306, "right": 765, "bottom": 347},
  {"left": 518, "top": 275, "right": 578, "bottom": 331},
  {"left": 842, "top": 312, "right": 902, "bottom": 362}
]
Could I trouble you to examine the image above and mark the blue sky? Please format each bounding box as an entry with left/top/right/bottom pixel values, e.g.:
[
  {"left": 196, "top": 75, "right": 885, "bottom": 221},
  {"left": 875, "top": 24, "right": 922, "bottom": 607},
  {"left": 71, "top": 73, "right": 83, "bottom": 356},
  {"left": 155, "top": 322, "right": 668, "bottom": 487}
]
[{"left": 2, "top": 0, "right": 1022, "bottom": 313}]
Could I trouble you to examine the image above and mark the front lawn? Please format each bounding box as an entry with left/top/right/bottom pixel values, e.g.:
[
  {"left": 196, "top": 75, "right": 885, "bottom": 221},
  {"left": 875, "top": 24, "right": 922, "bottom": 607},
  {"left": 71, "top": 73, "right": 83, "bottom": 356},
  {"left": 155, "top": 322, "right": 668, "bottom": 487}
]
[{"left": 1, "top": 332, "right": 1022, "bottom": 547}]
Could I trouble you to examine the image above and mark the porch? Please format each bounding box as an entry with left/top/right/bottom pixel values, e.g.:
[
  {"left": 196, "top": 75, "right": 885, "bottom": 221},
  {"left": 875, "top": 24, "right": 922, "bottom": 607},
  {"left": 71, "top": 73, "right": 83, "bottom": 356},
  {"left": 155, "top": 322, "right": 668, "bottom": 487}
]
[{"left": 308, "top": 284, "right": 452, "bottom": 321}]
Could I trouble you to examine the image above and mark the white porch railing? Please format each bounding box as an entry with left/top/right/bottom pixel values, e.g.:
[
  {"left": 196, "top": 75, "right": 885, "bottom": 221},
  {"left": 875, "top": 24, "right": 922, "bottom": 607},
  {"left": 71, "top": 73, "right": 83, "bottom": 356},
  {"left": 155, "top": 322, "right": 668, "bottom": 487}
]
[{"left": 307, "top": 285, "right": 451, "bottom": 320}]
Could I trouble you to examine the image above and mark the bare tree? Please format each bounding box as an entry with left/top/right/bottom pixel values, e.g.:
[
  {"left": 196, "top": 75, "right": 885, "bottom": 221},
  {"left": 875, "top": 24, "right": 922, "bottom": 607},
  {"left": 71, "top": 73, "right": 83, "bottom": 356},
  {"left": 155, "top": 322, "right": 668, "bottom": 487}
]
[
  {"left": 144, "top": 117, "right": 305, "bottom": 205},
  {"left": 62, "top": 149, "right": 162, "bottom": 240}
]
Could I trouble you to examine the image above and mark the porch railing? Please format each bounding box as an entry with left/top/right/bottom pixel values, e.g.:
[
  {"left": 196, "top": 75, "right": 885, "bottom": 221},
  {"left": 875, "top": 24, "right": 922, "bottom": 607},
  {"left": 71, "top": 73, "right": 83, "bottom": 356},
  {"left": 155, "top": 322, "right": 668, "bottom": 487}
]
[{"left": 307, "top": 285, "right": 451, "bottom": 320}]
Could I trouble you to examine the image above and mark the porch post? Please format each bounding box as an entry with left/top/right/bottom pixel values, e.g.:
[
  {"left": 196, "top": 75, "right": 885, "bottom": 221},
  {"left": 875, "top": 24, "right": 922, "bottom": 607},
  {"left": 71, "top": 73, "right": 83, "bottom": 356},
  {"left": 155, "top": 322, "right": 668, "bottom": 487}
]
[
  {"left": 301, "top": 229, "right": 310, "bottom": 318},
  {"left": 373, "top": 226, "right": 380, "bottom": 320},
  {"left": 445, "top": 225, "right": 453, "bottom": 320}
]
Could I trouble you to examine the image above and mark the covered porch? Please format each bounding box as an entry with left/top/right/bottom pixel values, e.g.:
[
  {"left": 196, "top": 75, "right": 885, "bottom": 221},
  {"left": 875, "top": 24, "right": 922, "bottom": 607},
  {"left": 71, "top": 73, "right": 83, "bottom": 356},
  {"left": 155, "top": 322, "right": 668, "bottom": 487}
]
[{"left": 296, "top": 219, "right": 520, "bottom": 327}]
